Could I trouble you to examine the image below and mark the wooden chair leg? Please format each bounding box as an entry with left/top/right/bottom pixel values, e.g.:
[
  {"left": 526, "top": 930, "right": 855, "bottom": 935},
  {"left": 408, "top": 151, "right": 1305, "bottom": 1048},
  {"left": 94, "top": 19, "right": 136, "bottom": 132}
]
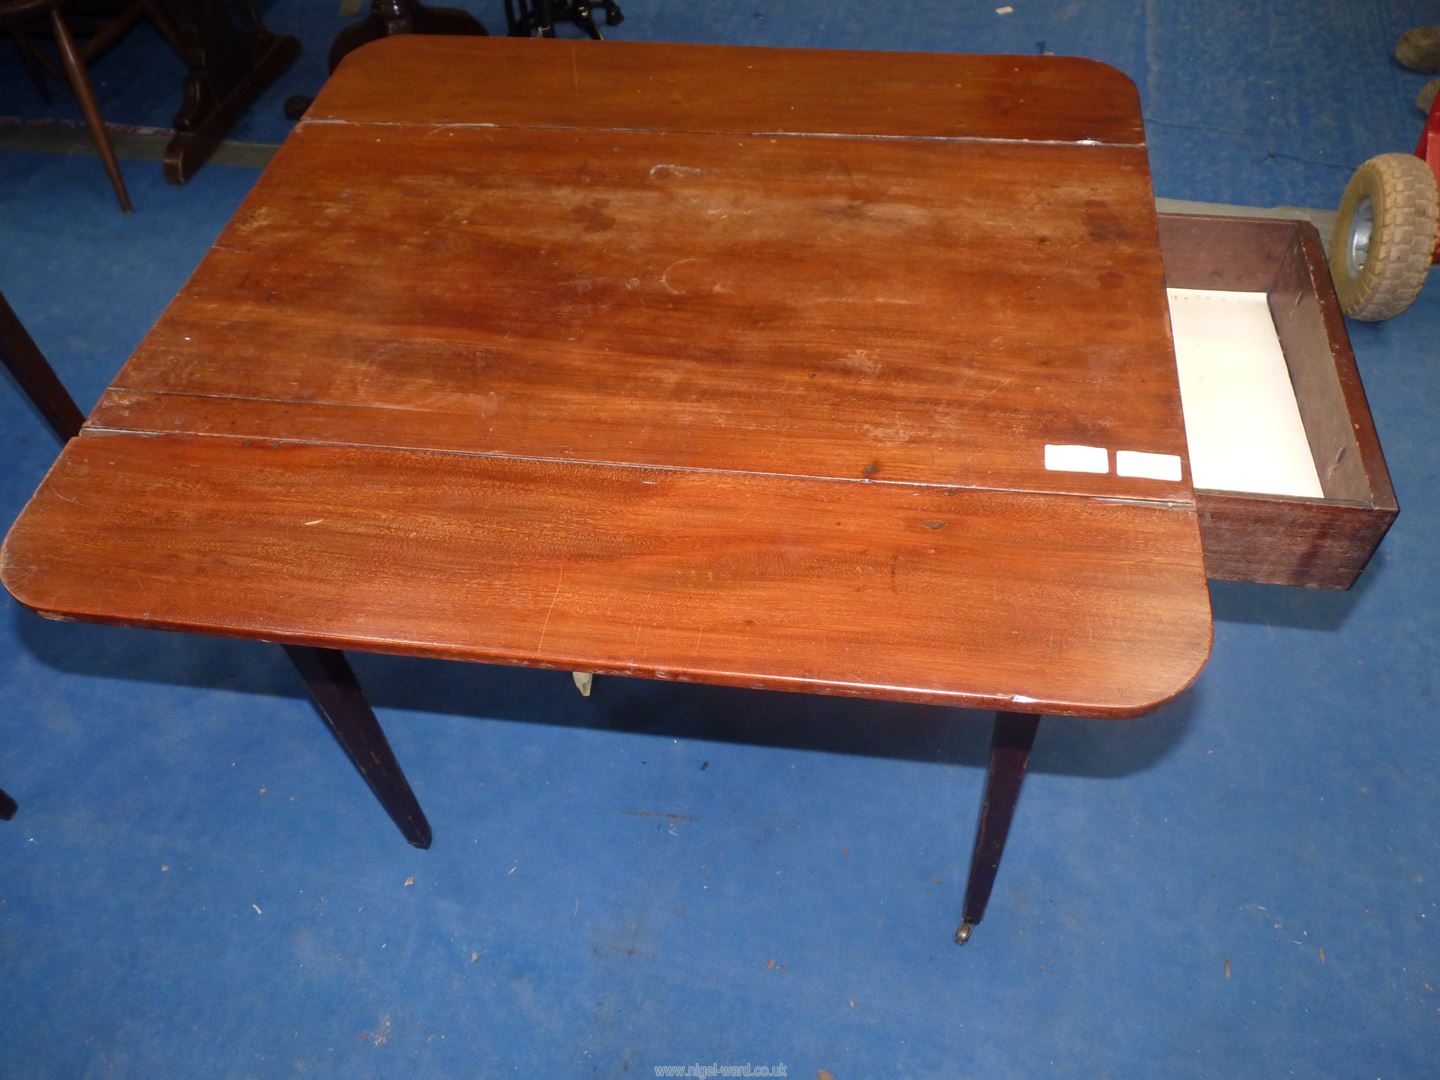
[
  {"left": 48, "top": 7, "right": 132, "bottom": 213},
  {"left": 0, "top": 786, "right": 17, "bottom": 821},
  {"left": 139, "top": 0, "right": 186, "bottom": 59},
  {"left": 283, "top": 645, "right": 433, "bottom": 849},
  {"left": 956, "top": 711, "right": 1041, "bottom": 944},
  {"left": 1, "top": 291, "right": 85, "bottom": 441},
  {"left": 77, "top": 0, "right": 144, "bottom": 63},
  {"left": 9, "top": 28, "right": 54, "bottom": 102}
]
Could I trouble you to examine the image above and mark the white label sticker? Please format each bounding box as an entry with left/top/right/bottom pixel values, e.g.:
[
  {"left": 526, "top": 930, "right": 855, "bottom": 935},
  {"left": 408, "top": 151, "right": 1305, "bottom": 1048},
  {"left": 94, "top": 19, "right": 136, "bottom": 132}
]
[
  {"left": 1044, "top": 444, "right": 1109, "bottom": 474},
  {"left": 1115, "top": 450, "right": 1183, "bottom": 481}
]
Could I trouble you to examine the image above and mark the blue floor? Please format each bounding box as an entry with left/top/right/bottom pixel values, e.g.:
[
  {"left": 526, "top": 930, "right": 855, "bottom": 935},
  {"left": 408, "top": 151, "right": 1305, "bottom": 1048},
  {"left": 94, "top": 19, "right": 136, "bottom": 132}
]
[{"left": 2, "top": 3, "right": 1439, "bottom": 1077}]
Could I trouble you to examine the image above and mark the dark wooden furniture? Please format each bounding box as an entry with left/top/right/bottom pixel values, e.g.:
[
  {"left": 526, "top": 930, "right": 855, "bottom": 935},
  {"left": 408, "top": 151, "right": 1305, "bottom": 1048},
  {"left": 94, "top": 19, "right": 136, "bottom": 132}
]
[
  {"left": 505, "top": 0, "right": 622, "bottom": 39},
  {"left": 1156, "top": 215, "right": 1398, "bottom": 588},
  {"left": 1, "top": 290, "right": 426, "bottom": 839},
  {"left": 1, "top": 290, "right": 85, "bottom": 441},
  {"left": 9, "top": 0, "right": 186, "bottom": 102},
  {"left": 159, "top": 0, "right": 299, "bottom": 184},
  {"left": 2, "top": 0, "right": 132, "bottom": 210},
  {"left": 5, "top": 0, "right": 296, "bottom": 186},
  {"left": 73, "top": 0, "right": 185, "bottom": 61},
  {"left": 2, "top": 38, "right": 1224, "bottom": 942},
  {"left": 325, "top": 0, "right": 484, "bottom": 75},
  {"left": 0, "top": 287, "right": 87, "bottom": 823}
]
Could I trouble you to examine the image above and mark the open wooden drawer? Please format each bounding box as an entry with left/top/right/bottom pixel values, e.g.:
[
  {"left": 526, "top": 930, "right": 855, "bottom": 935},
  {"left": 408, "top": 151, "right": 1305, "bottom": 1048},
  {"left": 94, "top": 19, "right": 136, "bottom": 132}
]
[{"left": 1156, "top": 213, "right": 1397, "bottom": 589}]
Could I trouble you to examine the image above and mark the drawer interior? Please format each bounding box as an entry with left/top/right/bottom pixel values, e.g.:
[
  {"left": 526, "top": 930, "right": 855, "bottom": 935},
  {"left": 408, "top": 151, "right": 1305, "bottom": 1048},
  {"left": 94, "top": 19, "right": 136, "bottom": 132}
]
[
  {"left": 1168, "top": 286, "right": 1323, "bottom": 499},
  {"left": 1155, "top": 213, "right": 1397, "bottom": 588}
]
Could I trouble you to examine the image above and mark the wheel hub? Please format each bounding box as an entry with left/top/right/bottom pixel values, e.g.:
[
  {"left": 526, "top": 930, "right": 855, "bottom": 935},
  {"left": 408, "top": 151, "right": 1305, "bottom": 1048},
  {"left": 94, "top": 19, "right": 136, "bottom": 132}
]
[{"left": 1347, "top": 196, "right": 1375, "bottom": 276}]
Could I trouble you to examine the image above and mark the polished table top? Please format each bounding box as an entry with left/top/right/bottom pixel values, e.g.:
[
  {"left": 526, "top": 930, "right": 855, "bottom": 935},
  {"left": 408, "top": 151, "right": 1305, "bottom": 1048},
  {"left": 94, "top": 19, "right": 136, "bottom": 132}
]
[{"left": 1, "top": 37, "right": 1212, "bottom": 718}]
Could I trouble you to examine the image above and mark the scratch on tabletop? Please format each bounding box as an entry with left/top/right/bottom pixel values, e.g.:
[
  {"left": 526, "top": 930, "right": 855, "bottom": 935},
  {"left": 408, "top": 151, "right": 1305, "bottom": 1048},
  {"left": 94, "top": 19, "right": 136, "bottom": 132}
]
[{"left": 537, "top": 568, "right": 565, "bottom": 651}]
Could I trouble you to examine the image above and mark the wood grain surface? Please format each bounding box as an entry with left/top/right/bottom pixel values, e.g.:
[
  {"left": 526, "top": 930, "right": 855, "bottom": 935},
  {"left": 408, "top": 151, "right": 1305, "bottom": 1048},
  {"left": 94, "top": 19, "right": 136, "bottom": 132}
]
[
  {"left": 1, "top": 38, "right": 1213, "bottom": 716},
  {"left": 309, "top": 36, "right": 1147, "bottom": 145},
  {"left": 3, "top": 432, "right": 1209, "bottom": 717},
  {"left": 100, "top": 121, "right": 1187, "bottom": 500}
]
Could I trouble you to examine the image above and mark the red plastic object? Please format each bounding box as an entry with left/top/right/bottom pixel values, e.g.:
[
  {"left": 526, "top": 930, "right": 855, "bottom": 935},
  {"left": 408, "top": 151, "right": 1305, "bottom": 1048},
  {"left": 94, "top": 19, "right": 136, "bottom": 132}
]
[{"left": 1415, "top": 90, "right": 1440, "bottom": 262}]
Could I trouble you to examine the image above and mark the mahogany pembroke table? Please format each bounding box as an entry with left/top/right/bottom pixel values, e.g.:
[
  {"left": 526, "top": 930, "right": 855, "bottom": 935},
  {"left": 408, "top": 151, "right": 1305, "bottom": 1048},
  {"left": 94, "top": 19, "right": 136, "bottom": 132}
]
[{"left": 2, "top": 37, "right": 1225, "bottom": 943}]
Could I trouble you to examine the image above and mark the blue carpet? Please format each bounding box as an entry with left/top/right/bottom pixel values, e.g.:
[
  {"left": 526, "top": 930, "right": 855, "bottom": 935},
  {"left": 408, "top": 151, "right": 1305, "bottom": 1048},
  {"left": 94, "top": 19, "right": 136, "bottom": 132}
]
[{"left": 3, "top": 3, "right": 1440, "bottom": 1077}]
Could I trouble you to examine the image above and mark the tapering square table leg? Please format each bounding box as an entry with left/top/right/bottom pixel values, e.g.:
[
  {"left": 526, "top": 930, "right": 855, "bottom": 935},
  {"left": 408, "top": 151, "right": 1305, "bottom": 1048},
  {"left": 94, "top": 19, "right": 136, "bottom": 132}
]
[
  {"left": 1, "top": 291, "right": 84, "bottom": 442},
  {"left": 283, "top": 645, "right": 432, "bottom": 849},
  {"left": 956, "top": 711, "right": 1041, "bottom": 944}
]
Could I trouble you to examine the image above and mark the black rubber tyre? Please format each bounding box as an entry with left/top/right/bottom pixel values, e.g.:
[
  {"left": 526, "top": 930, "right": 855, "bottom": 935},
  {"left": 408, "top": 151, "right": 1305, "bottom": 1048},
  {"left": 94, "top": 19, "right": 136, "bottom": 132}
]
[{"left": 1330, "top": 153, "right": 1439, "bottom": 321}]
